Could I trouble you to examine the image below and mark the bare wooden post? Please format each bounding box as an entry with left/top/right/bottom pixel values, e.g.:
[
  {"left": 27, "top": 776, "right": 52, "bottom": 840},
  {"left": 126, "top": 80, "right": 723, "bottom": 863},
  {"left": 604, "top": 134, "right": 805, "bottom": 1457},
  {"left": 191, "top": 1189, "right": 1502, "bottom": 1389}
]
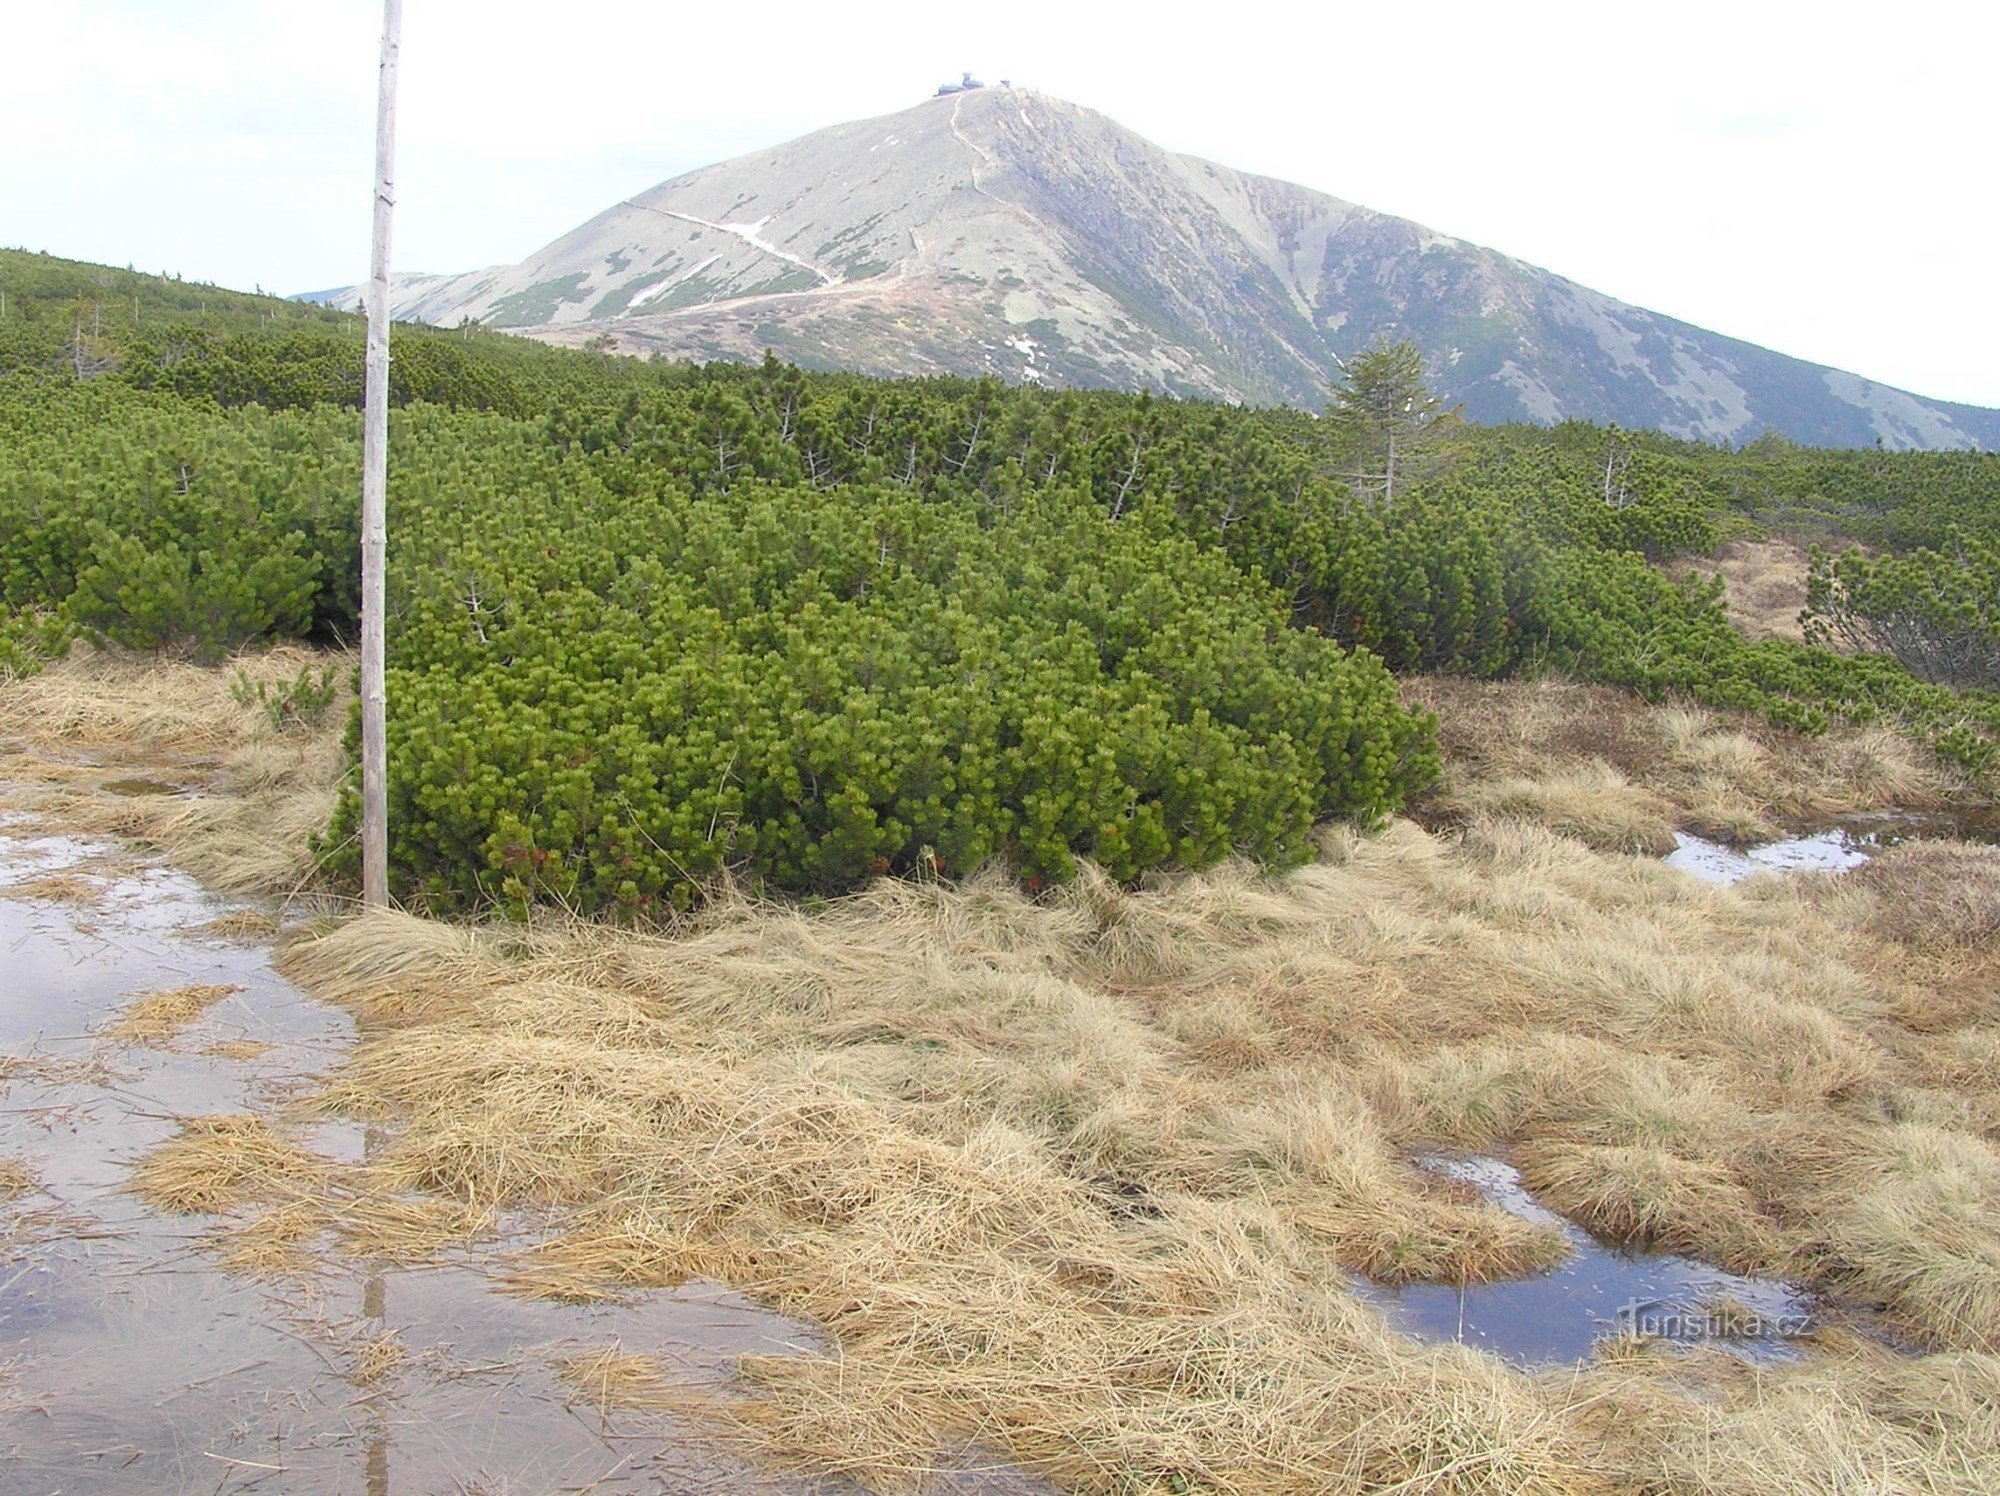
[{"left": 360, "top": 0, "right": 403, "bottom": 908}]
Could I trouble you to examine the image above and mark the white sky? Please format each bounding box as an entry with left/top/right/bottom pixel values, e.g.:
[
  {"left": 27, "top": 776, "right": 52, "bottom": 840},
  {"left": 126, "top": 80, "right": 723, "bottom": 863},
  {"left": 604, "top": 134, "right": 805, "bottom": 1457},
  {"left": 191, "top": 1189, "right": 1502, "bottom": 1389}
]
[{"left": 7, "top": 0, "right": 1996, "bottom": 407}]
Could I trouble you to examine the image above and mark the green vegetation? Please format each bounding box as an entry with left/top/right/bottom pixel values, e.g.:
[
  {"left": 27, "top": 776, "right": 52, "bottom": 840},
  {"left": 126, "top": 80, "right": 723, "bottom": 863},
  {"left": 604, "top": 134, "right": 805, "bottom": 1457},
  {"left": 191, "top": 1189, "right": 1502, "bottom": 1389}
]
[
  {"left": 362, "top": 483, "right": 1427, "bottom": 913},
  {"left": 1, "top": 247, "right": 1996, "bottom": 908},
  {"left": 232, "top": 657, "right": 342, "bottom": 732},
  {"left": 1807, "top": 537, "right": 2000, "bottom": 690},
  {"left": 1321, "top": 333, "right": 1465, "bottom": 503},
  {"left": 487, "top": 272, "right": 593, "bottom": 327}
]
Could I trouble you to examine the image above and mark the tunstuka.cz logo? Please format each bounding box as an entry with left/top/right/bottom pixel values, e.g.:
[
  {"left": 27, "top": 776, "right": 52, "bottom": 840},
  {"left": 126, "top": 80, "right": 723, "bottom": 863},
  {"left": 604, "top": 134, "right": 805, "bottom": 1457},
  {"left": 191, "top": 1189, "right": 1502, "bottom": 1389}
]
[{"left": 1613, "top": 1296, "right": 1813, "bottom": 1342}]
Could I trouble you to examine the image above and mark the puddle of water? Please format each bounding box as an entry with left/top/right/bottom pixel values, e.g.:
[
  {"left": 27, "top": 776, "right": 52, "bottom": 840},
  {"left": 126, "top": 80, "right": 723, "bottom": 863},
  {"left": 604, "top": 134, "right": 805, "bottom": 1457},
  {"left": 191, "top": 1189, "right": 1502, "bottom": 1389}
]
[
  {"left": 99, "top": 777, "right": 181, "bottom": 798},
  {"left": 1357, "top": 1155, "right": 1815, "bottom": 1367},
  {"left": 1833, "top": 807, "right": 2000, "bottom": 851},
  {"left": 1, "top": 827, "right": 1057, "bottom": 1493},
  {"left": 1667, "top": 804, "right": 2000, "bottom": 887},
  {"left": 1665, "top": 829, "right": 1872, "bottom": 885}
]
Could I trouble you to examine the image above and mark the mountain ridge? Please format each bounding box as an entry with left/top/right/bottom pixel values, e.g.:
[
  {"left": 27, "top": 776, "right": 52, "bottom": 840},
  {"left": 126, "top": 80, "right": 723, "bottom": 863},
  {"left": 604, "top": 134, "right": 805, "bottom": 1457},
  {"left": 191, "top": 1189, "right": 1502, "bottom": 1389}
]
[{"left": 303, "top": 90, "right": 2000, "bottom": 450}]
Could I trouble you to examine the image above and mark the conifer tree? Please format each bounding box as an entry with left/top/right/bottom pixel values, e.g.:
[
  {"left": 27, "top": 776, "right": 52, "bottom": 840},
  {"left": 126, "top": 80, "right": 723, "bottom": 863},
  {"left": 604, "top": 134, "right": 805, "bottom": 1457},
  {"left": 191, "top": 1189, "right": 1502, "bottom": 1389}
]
[{"left": 1323, "top": 336, "right": 1462, "bottom": 503}]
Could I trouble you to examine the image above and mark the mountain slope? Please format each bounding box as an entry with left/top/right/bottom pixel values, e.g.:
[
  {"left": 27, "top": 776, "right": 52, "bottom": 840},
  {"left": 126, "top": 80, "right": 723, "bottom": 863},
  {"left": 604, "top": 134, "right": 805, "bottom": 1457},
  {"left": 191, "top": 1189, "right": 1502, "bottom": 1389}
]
[{"left": 307, "top": 90, "right": 2000, "bottom": 450}]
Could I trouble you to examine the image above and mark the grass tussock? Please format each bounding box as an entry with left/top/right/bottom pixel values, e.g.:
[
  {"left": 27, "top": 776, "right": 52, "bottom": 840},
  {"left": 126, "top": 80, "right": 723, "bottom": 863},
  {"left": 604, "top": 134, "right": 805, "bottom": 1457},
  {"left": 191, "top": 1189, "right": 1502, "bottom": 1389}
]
[
  {"left": 0, "top": 644, "right": 350, "bottom": 896},
  {"left": 1409, "top": 675, "right": 1972, "bottom": 847},
  {"left": 1844, "top": 841, "right": 2000, "bottom": 949},
  {"left": 127, "top": 1114, "right": 325, "bottom": 1215},
  {"left": 1516, "top": 1142, "right": 1781, "bottom": 1272},
  {"left": 1579, "top": 1340, "right": 2000, "bottom": 1494},
  {"left": 105, "top": 982, "right": 241, "bottom": 1044},
  {"left": 270, "top": 811, "right": 2000, "bottom": 1492},
  {"left": 1820, "top": 1124, "right": 2000, "bottom": 1351}
]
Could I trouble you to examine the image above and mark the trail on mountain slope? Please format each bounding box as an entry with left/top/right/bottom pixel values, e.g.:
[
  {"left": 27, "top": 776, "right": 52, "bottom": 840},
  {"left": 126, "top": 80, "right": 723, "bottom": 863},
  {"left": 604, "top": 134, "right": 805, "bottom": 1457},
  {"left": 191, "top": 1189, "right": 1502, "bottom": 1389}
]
[{"left": 619, "top": 199, "right": 842, "bottom": 287}]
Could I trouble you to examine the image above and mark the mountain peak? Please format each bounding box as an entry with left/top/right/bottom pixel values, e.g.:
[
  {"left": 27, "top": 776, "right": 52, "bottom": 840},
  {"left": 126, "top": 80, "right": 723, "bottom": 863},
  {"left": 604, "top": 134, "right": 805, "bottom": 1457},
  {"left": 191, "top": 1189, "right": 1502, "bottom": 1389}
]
[{"left": 311, "top": 95, "right": 1998, "bottom": 449}]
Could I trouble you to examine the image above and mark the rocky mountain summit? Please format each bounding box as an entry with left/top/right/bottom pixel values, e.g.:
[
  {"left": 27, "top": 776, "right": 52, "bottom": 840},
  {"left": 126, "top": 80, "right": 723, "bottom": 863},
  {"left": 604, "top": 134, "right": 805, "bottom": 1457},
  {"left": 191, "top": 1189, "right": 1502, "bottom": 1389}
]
[{"left": 305, "top": 88, "right": 1999, "bottom": 449}]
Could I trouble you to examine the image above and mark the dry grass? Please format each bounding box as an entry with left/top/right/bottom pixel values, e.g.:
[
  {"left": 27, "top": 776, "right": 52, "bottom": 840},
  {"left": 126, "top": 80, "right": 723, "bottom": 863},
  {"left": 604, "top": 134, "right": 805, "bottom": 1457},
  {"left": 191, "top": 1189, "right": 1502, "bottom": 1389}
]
[
  {"left": 553, "top": 1342, "right": 679, "bottom": 1411},
  {"left": 202, "top": 1039, "right": 277, "bottom": 1062},
  {"left": 212, "top": 1198, "right": 330, "bottom": 1277},
  {"left": 18, "top": 646, "right": 2000, "bottom": 1489},
  {"left": 1449, "top": 762, "right": 1678, "bottom": 855},
  {"left": 1577, "top": 1340, "right": 2000, "bottom": 1493},
  {"left": 349, "top": 1330, "right": 406, "bottom": 1387},
  {"left": 1842, "top": 841, "right": 2000, "bottom": 949},
  {"left": 2, "top": 871, "right": 109, "bottom": 906},
  {"left": 263, "top": 811, "right": 2000, "bottom": 1493},
  {"left": 127, "top": 1123, "right": 492, "bottom": 1277},
  {"left": 0, "top": 1052, "right": 111, "bottom": 1090},
  {"left": 1517, "top": 1142, "right": 1780, "bottom": 1271},
  {"left": 189, "top": 908, "right": 284, "bottom": 941},
  {"left": 0, "top": 644, "right": 351, "bottom": 896},
  {"left": 1410, "top": 675, "right": 1973, "bottom": 846},
  {"left": 127, "top": 1114, "right": 326, "bottom": 1215},
  {"left": 331, "top": 1187, "right": 493, "bottom": 1263},
  {"left": 104, "top": 982, "right": 241, "bottom": 1045},
  {"left": 1670, "top": 538, "right": 1814, "bottom": 644},
  {"left": 0, "top": 1157, "right": 38, "bottom": 1201}
]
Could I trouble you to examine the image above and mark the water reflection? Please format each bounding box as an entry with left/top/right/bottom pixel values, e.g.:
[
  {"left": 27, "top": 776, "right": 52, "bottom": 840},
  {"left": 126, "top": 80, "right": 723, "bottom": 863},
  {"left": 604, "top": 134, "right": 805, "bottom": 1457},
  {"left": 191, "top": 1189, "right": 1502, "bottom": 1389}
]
[
  {"left": 1358, "top": 1155, "right": 1817, "bottom": 1367},
  {"left": 0, "top": 826, "right": 838, "bottom": 1492},
  {"left": 1665, "top": 829, "right": 1872, "bottom": 884}
]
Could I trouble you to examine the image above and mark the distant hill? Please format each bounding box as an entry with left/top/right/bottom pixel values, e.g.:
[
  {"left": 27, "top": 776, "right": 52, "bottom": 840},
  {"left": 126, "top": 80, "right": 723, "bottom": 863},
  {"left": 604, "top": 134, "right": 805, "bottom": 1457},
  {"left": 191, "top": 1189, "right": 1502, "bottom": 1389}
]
[{"left": 300, "top": 89, "right": 1999, "bottom": 451}]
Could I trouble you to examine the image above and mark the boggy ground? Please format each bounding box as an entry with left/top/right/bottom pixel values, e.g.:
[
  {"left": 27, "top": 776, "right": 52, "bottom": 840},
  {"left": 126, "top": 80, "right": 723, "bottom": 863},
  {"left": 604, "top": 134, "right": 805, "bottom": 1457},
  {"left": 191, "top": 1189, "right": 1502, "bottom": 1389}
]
[
  {"left": 1408, "top": 674, "right": 1980, "bottom": 852},
  {"left": 7, "top": 648, "right": 2000, "bottom": 1494},
  {"left": 0, "top": 642, "right": 348, "bottom": 896}
]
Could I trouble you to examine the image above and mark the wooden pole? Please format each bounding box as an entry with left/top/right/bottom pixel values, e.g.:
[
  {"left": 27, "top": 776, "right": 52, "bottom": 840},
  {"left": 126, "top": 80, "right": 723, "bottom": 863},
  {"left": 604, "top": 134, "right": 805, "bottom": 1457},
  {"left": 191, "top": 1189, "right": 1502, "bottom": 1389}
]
[{"left": 360, "top": 0, "right": 402, "bottom": 908}]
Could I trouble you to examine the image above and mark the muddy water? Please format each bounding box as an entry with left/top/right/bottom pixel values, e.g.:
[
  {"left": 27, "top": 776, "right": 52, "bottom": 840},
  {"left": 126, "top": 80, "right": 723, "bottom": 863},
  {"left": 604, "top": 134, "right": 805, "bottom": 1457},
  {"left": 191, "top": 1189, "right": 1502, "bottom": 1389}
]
[
  {"left": 0, "top": 826, "right": 1048, "bottom": 1494},
  {"left": 1358, "top": 1155, "right": 1816, "bottom": 1367}
]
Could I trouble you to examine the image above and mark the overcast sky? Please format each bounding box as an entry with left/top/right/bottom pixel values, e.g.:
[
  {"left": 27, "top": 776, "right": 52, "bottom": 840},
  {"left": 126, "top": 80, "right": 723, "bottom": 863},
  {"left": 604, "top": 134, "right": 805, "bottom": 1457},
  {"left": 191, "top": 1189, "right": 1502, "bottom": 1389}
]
[{"left": 8, "top": 1, "right": 1995, "bottom": 407}]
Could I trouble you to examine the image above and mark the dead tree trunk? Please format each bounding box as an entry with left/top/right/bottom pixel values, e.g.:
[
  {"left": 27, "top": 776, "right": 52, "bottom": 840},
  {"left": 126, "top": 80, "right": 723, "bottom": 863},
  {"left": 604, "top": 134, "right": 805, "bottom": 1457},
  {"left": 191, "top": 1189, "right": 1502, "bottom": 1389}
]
[{"left": 360, "top": 0, "right": 403, "bottom": 909}]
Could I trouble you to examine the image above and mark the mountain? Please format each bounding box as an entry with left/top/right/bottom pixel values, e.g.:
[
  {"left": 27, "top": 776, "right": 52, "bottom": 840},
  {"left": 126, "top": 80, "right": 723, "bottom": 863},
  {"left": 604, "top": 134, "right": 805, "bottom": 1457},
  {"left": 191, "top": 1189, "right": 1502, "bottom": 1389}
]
[{"left": 303, "top": 89, "right": 2000, "bottom": 451}]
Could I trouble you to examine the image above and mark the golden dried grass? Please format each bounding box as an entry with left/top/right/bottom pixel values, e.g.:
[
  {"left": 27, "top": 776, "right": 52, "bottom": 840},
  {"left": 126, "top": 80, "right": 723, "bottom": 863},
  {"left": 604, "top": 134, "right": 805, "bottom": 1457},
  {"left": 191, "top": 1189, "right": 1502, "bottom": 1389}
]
[
  {"left": 1670, "top": 538, "right": 1815, "bottom": 644},
  {"left": 1410, "top": 674, "right": 1973, "bottom": 847},
  {"left": 127, "top": 1114, "right": 326, "bottom": 1215},
  {"left": 349, "top": 1331, "right": 405, "bottom": 1387},
  {"left": 188, "top": 908, "right": 283, "bottom": 941},
  {"left": 0, "top": 644, "right": 350, "bottom": 896},
  {"left": 202, "top": 1039, "right": 276, "bottom": 1062},
  {"left": 267, "top": 808, "right": 2000, "bottom": 1491},
  {"left": 0, "top": 1157, "right": 38, "bottom": 1201},
  {"left": 105, "top": 982, "right": 241, "bottom": 1044},
  {"left": 213, "top": 1198, "right": 330, "bottom": 1277},
  {"left": 332, "top": 1187, "right": 492, "bottom": 1263},
  {"left": 3, "top": 871, "right": 108, "bottom": 906},
  {"left": 553, "top": 1342, "right": 678, "bottom": 1411},
  {"left": 1844, "top": 840, "right": 2000, "bottom": 949},
  {"left": 1516, "top": 1141, "right": 1782, "bottom": 1272},
  {"left": 1579, "top": 1341, "right": 2000, "bottom": 1494}
]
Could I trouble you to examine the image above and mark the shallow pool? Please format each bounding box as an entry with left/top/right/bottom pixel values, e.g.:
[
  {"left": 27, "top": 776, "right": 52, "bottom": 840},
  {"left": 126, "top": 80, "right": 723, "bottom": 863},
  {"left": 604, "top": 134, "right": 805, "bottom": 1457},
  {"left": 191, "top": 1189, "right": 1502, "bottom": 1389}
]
[
  {"left": 1665, "top": 829, "right": 1872, "bottom": 884},
  {"left": 1357, "top": 1154, "right": 1817, "bottom": 1367},
  {"left": 1, "top": 824, "right": 983, "bottom": 1493}
]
